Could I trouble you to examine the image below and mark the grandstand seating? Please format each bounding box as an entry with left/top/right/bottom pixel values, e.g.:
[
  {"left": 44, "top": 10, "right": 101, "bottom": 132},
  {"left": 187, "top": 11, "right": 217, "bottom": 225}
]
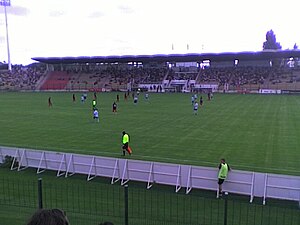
[
  {"left": 65, "top": 72, "right": 106, "bottom": 91},
  {"left": 62, "top": 67, "right": 167, "bottom": 91},
  {"left": 197, "top": 66, "right": 270, "bottom": 91},
  {"left": 139, "top": 68, "right": 167, "bottom": 84},
  {"left": 168, "top": 71, "right": 198, "bottom": 81},
  {"left": 41, "top": 66, "right": 300, "bottom": 92},
  {"left": 263, "top": 68, "right": 300, "bottom": 90},
  {"left": 40, "top": 71, "right": 71, "bottom": 90},
  {"left": 2, "top": 63, "right": 300, "bottom": 92},
  {"left": 0, "top": 64, "right": 46, "bottom": 91}
]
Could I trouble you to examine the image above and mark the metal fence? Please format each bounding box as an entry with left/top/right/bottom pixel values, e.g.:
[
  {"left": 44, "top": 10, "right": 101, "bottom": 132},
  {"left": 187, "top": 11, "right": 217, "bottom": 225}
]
[{"left": 0, "top": 173, "right": 299, "bottom": 225}]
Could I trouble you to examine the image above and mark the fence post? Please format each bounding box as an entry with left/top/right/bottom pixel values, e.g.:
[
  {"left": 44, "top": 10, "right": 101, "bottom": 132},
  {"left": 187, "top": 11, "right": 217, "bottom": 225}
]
[
  {"left": 223, "top": 193, "right": 228, "bottom": 225},
  {"left": 38, "top": 178, "right": 43, "bottom": 209},
  {"left": 124, "top": 184, "right": 129, "bottom": 225}
]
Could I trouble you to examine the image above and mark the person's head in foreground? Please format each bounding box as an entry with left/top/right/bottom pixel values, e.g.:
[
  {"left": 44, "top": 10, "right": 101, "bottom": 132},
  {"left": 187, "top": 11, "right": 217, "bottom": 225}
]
[{"left": 26, "top": 208, "right": 69, "bottom": 225}]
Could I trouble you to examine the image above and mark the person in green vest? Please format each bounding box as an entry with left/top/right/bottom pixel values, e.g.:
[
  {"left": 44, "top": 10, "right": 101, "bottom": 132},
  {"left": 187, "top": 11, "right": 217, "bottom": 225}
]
[
  {"left": 92, "top": 99, "right": 97, "bottom": 110},
  {"left": 122, "top": 131, "right": 132, "bottom": 156},
  {"left": 218, "top": 158, "right": 231, "bottom": 197}
]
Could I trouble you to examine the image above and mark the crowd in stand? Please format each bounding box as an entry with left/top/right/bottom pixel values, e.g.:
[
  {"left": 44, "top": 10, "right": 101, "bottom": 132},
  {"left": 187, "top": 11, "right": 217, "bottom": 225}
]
[
  {"left": 229, "top": 67, "right": 270, "bottom": 87},
  {"left": 167, "top": 71, "right": 198, "bottom": 81},
  {"left": 2, "top": 62, "right": 300, "bottom": 91},
  {"left": 167, "top": 67, "right": 198, "bottom": 81},
  {"left": 198, "top": 66, "right": 279, "bottom": 87},
  {"left": 97, "top": 66, "right": 166, "bottom": 86},
  {"left": 0, "top": 64, "right": 46, "bottom": 90},
  {"left": 65, "top": 66, "right": 167, "bottom": 90},
  {"left": 139, "top": 67, "right": 167, "bottom": 84},
  {"left": 268, "top": 67, "right": 294, "bottom": 84}
]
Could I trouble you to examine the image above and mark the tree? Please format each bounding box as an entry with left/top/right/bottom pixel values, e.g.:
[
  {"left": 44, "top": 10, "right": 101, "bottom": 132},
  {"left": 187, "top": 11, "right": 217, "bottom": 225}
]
[
  {"left": 263, "top": 30, "right": 282, "bottom": 50},
  {"left": 293, "top": 43, "right": 298, "bottom": 50}
]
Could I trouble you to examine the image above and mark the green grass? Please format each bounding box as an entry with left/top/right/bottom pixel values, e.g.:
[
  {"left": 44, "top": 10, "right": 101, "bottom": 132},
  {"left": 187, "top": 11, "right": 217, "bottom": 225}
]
[{"left": 0, "top": 92, "right": 300, "bottom": 175}]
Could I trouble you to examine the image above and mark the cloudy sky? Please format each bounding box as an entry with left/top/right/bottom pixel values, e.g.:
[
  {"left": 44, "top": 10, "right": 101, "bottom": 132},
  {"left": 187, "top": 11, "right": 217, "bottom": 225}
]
[{"left": 0, "top": 0, "right": 299, "bottom": 65}]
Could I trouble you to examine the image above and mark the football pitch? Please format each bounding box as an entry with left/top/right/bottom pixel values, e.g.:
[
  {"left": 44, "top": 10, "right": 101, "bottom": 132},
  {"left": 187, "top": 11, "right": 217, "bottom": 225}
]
[{"left": 0, "top": 92, "right": 299, "bottom": 176}]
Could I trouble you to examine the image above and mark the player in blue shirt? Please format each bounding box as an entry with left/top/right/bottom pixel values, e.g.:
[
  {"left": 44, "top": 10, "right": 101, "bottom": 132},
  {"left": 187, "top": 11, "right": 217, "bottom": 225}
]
[
  {"left": 93, "top": 108, "right": 99, "bottom": 122},
  {"left": 134, "top": 95, "right": 138, "bottom": 105},
  {"left": 191, "top": 96, "right": 195, "bottom": 105}
]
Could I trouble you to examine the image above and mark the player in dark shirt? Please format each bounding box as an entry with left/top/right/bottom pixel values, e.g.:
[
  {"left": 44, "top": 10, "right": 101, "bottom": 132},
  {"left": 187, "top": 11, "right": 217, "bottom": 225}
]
[
  {"left": 200, "top": 96, "right": 203, "bottom": 106},
  {"left": 48, "top": 97, "right": 52, "bottom": 107},
  {"left": 112, "top": 101, "right": 117, "bottom": 113}
]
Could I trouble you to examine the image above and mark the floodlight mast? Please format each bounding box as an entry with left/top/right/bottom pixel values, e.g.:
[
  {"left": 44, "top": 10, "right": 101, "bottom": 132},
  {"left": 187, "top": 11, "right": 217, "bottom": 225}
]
[{"left": 1, "top": 0, "right": 11, "bottom": 71}]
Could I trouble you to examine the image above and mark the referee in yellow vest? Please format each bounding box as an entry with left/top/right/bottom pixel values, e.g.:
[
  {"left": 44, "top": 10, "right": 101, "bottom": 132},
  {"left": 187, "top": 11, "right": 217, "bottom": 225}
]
[
  {"left": 92, "top": 99, "right": 97, "bottom": 110},
  {"left": 122, "top": 131, "right": 132, "bottom": 156},
  {"left": 217, "top": 158, "right": 231, "bottom": 197}
]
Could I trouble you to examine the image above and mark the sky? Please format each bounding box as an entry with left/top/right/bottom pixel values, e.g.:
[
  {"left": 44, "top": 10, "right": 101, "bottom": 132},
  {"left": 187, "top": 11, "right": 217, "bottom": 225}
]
[{"left": 0, "top": 0, "right": 299, "bottom": 65}]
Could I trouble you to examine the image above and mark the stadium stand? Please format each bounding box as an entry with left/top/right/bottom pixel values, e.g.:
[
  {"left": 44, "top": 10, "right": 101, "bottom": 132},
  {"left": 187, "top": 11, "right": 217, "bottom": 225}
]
[
  {"left": 138, "top": 67, "right": 167, "bottom": 84},
  {"left": 197, "top": 66, "right": 270, "bottom": 90},
  {"left": 3, "top": 63, "right": 300, "bottom": 92},
  {"left": 0, "top": 64, "right": 46, "bottom": 91},
  {"left": 62, "top": 66, "right": 167, "bottom": 91},
  {"left": 2, "top": 51, "right": 300, "bottom": 92},
  {"left": 194, "top": 66, "right": 300, "bottom": 92},
  {"left": 40, "top": 71, "right": 71, "bottom": 90},
  {"left": 264, "top": 67, "right": 300, "bottom": 90}
]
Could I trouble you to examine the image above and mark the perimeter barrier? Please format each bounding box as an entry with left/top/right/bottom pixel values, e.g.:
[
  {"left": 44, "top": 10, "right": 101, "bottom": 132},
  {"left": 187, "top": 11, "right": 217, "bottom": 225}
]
[
  {"left": 0, "top": 146, "right": 299, "bottom": 205},
  {"left": 0, "top": 171, "right": 299, "bottom": 225}
]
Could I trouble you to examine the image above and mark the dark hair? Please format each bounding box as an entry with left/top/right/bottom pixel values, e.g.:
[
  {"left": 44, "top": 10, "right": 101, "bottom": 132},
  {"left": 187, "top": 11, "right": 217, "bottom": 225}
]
[
  {"left": 99, "top": 222, "right": 114, "bottom": 225},
  {"left": 26, "top": 209, "right": 69, "bottom": 225}
]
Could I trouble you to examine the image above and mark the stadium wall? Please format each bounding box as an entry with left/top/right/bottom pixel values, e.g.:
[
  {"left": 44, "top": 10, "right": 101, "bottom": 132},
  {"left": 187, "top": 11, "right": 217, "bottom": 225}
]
[{"left": 0, "top": 146, "right": 299, "bottom": 205}]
